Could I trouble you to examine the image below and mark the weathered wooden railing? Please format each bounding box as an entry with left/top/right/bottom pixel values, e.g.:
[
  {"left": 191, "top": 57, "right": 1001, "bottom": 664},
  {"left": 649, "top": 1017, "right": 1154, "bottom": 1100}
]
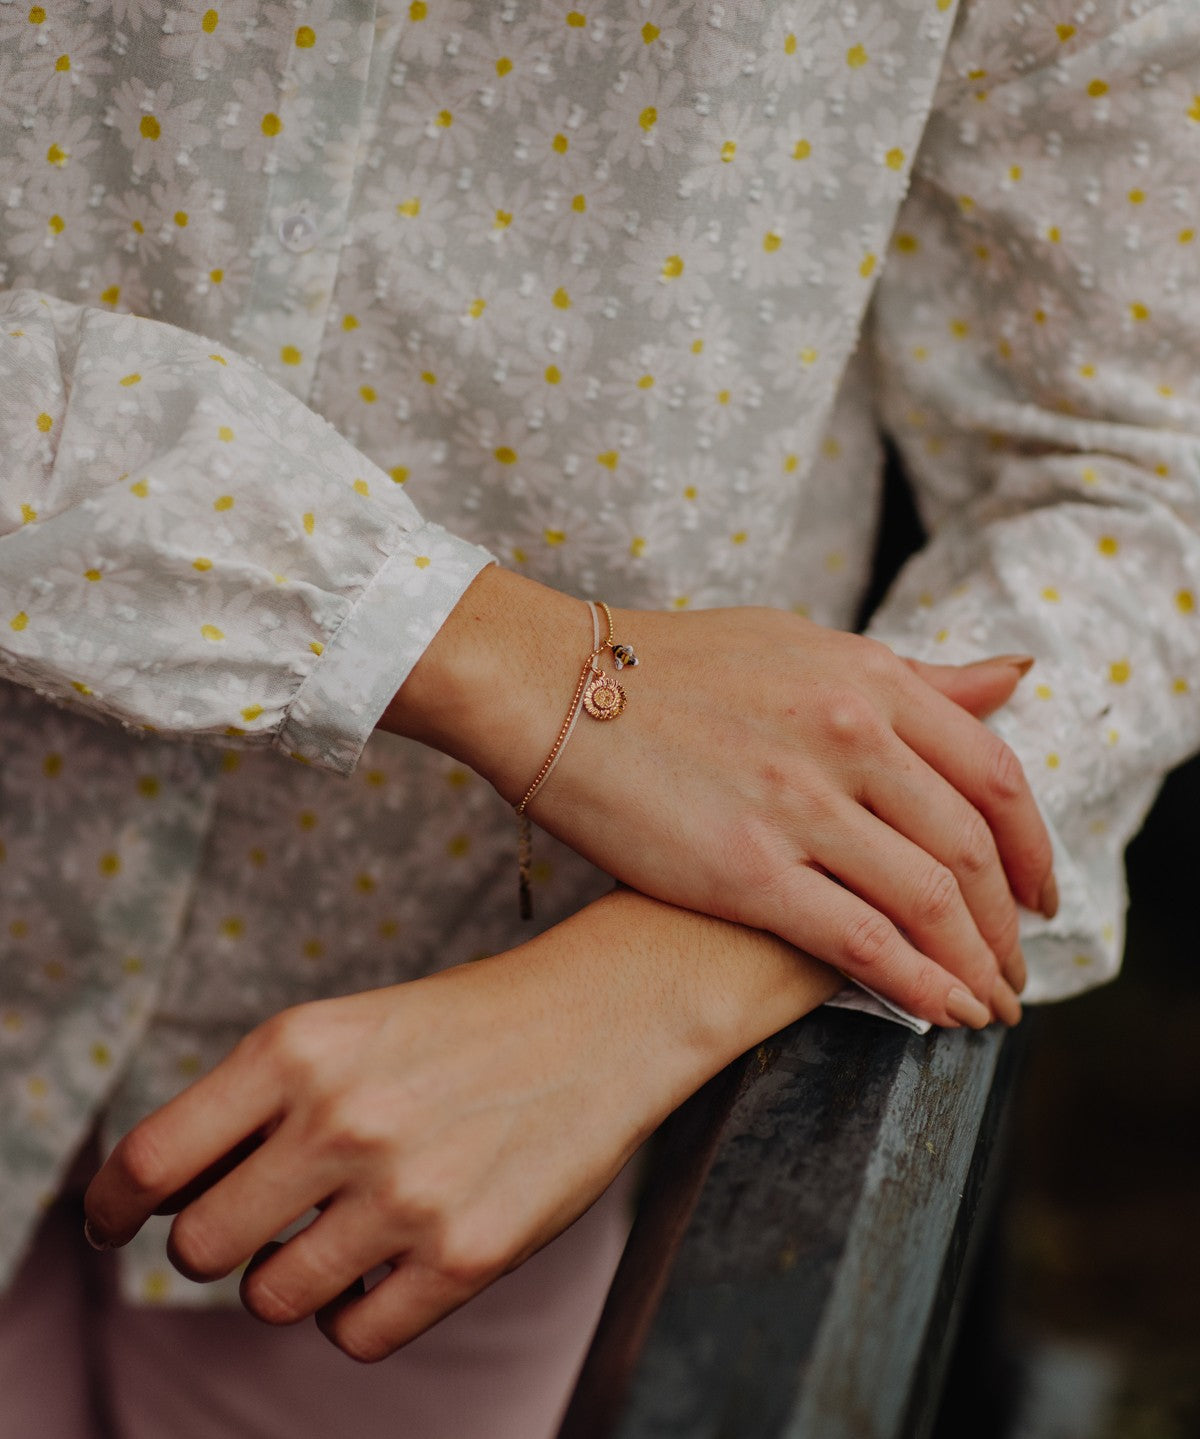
[{"left": 560, "top": 1007, "right": 1028, "bottom": 1439}]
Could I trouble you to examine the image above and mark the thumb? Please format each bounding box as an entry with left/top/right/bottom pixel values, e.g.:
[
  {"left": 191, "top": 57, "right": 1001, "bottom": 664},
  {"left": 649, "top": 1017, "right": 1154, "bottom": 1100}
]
[{"left": 904, "top": 654, "right": 1034, "bottom": 719}]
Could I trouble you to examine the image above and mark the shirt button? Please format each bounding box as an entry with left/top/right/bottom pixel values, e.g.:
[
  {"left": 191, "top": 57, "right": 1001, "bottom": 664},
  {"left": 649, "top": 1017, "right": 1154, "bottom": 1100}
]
[
  {"left": 278, "top": 211, "right": 318, "bottom": 254},
  {"left": 100, "top": 997, "right": 127, "bottom": 1028}
]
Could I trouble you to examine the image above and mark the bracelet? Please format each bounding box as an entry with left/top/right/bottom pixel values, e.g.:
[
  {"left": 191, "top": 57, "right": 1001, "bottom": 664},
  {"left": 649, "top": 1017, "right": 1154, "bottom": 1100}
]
[{"left": 516, "top": 600, "right": 639, "bottom": 919}]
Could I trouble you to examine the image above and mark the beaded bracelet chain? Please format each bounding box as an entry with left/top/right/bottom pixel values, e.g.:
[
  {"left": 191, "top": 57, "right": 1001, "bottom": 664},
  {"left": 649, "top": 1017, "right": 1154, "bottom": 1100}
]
[{"left": 515, "top": 600, "right": 639, "bottom": 919}]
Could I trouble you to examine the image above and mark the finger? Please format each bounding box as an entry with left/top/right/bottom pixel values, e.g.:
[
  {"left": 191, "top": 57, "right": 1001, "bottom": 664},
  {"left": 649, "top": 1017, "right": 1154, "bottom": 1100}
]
[
  {"left": 154, "top": 1131, "right": 267, "bottom": 1216},
  {"left": 891, "top": 677, "right": 1057, "bottom": 919},
  {"left": 84, "top": 1043, "right": 281, "bottom": 1248},
  {"left": 903, "top": 655, "right": 1033, "bottom": 719},
  {"left": 312, "top": 1273, "right": 368, "bottom": 1324},
  {"left": 811, "top": 799, "right": 1022, "bottom": 1022},
  {"left": 316, "top": 1257, "right": 480, "bottom": 1364},
  {"left": 244, "top": 1239, "right": 284, "bottom": 1276},
  {"left": 861, "top": 740, "right": 1027, "bottom": 992},
  {"left": 238, "top": 1199, "right": 398, "bottom": 1326},
  {"left": 765, "top": 866, "right": 995, "bottom": 1030},
  {"left": 165, "top": 1119, "right": 343, "bottom": 1284}
]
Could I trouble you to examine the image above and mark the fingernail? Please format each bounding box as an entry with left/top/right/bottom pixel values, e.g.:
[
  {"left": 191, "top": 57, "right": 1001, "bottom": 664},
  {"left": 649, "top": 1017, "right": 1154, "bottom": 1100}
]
[
  {"left": 1040, "top": 872, "right": 1059, "bottom": 920},
  {"left": 969, "top": 653, "right": 1035, "bottom": 676},
  {"left": 992, "top": 975, "right": 1023, "bottom": 1027},
  {"left": 1006, "top": 944, "right": 1028, "bottom": 994},
  {"left": 946, "top": 986, "right": 992, "bottom": 1030},
  {"left": 83, "top": 1218, "right": 113, "bottom": 1252}
]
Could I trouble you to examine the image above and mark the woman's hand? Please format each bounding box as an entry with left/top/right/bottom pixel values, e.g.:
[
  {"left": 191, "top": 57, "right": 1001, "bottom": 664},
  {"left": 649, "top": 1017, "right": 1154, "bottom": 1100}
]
[
  {"left": 386, "top": 568, "right": 1053, "bottom": 1029},
  {"left": 83, "top": 893, "right": 840, "bottom": 1361}
]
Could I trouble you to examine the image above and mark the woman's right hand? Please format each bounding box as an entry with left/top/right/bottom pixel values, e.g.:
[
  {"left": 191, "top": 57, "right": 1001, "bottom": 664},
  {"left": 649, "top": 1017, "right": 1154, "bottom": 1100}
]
[{"left": 384, "top": 567, "right": 1055, "bottom": 1030}]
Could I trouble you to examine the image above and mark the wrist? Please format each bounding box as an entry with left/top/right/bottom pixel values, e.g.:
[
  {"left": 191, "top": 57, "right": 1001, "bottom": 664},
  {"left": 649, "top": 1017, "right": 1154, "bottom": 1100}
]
[
  {"left": 540, "top": 890, "right": 843, "bottom": 1107},
  {"left": 378, "top": 565, "right": 588, "bottom": 802}
]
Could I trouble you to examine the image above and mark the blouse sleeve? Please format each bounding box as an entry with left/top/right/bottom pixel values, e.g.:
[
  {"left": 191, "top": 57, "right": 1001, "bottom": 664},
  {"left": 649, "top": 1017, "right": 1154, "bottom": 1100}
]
[
  {"left": 0, "top": 289, "right": 493, "bottom": 776},
  {"left": 862, "top": 2, "right": 1200, "bottom": 1002}
]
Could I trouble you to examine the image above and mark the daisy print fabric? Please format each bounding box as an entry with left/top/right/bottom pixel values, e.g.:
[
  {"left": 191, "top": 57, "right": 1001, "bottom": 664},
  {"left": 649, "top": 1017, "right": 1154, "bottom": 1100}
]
[{"left": 2, "top": 0, "right": 1200, "bottom": 1303}]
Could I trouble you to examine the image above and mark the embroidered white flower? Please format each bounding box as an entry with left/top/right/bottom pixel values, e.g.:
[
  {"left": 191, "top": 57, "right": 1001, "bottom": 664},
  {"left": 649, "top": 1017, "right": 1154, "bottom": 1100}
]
[
  {"left": 617, "top": 215, "right": 724, "bottom": 321},
  {"left": 597, "top": 64, "right": 689, "bottom": 172},
  {"left": 2, "top": 0, "right": 1199, "bottom": 1309}
]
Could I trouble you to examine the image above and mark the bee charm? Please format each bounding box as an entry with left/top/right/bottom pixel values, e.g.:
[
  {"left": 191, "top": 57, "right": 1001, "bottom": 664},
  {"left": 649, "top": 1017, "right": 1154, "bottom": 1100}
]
[{"left": 610, "top": 642, "right": 639, "bottom": 670}]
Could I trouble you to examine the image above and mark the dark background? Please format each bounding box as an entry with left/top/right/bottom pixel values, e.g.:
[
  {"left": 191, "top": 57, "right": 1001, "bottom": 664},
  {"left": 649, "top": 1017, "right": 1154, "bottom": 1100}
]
[
  {"left": 869, "top": 452, "right": 1200, "bottom": 1439},
  {"left": 1001, "top": 760, "right": 1200, "bottom": 1438}
]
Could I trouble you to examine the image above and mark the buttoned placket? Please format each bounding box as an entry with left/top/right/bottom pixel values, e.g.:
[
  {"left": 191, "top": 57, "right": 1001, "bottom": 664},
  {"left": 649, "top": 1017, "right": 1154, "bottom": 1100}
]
[
  {"left": 277, "top": 208, "right": 321, "bottom": 254},
  {"left": 232, "top": 0, "right": 379, "bottom": 408}
]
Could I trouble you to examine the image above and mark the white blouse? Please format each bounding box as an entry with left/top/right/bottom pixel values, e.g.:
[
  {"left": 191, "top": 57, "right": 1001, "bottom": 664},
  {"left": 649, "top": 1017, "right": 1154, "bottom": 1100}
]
[{"left": 2, "top": 0, "right": 1198, "bottom": 1304}]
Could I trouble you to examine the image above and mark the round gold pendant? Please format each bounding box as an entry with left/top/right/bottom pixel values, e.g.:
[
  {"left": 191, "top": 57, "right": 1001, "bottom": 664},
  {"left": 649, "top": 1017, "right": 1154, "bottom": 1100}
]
[{"left": 583, "top": 672, "right": 626, "bottom": 720}]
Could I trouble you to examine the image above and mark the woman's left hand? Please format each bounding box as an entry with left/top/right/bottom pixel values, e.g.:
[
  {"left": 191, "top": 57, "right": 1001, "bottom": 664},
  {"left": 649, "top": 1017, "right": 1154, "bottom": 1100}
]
[{"left": 83, "top": 894, "right": 839, "bottom": 1361}]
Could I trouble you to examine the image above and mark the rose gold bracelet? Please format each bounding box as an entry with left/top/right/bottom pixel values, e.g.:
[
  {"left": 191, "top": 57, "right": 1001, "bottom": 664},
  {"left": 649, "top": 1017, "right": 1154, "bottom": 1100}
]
[{"left": 516, "top": 600, "right": 639, "bottom": 919}]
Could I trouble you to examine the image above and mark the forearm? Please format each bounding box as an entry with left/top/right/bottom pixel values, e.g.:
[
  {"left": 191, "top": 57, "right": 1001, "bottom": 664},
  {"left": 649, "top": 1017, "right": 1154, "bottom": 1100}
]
[{"left": 524, "top": 887, "right": 843, "bottom": 1125}]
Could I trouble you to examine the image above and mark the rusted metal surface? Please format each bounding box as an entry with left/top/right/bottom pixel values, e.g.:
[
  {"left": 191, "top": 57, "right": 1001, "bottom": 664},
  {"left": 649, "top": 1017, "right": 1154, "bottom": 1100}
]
[{"left": 561, "top": 1009, "right": 1024, "bottom": 1439}]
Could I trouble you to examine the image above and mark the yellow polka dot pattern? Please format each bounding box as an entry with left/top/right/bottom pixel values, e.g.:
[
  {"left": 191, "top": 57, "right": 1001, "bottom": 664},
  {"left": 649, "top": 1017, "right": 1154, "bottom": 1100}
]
[{"left": 1, "top": 0, "right": 1199, "bottom": 1310}]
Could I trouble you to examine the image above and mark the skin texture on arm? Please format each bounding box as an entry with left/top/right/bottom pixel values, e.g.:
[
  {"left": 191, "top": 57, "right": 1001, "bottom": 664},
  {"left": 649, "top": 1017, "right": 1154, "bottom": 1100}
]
[
  {"left": 84, "top": 888, "right": 843, "bottom": 1361},
  {"left": 381, "top": 564, "right": 1050, "bottom": 1029}
]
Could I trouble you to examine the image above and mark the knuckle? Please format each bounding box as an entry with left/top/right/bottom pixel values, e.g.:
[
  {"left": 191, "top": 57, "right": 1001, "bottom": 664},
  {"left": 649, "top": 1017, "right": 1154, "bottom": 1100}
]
[
  {"left": 778, "top": 775, "right": 837, "bottom": 835},
  {"left": 905, "top": 966, "right": 942, "bottom": 1021},
  {"left": 237, "top": 1009, "right": 305, "bottom": 1080},
  {"left": 955, "top": 811, "right": 997, "bottom": 879},
  {"left": 984, "top": 740, "right": 1026, "bottom": 805},
  {"left": 241, "top": 1269, "right": 307, "bottom": 1327},
  {"left": 270, "top": 1006, "right": 325, "bottom": 1068},
  {"left": 373, "top": 1170, "right": 440, "bottom": 1231},
  {"left": 724, "top": 819, "right": 790, "bottom": 909},
  {"left": 307, "top": 1092, "right": 390, "bottom": 1162},
  {"left": 1027, "top": 827, "right": 1055, "bottom": 881},
  {"left": 247, "top": 1000, "right": 342, "bottom": 1086},
  {"left": 841, "top": 912, "right": 896, "bottom": 974},
  {"left": 855, "top": 635, "right": 900, "bottom": 684},
  {"left": 914, "top": 864, "right": 959, "bottom": 928},
  {"left": 819, "top": 689, "right": 881, "bottom": 752},
  {"left": 114, "top": 1125, "right": 170, "bottom": 1198},
  {"left": 168, "top": 1210, "right": 230, "bottom": 1282},
  {"left": 429, "top": 1221, "right": 508, "bottom": 1290},
  {"left": 989, "top": 906, "right": 1021, "bottom": 962}
]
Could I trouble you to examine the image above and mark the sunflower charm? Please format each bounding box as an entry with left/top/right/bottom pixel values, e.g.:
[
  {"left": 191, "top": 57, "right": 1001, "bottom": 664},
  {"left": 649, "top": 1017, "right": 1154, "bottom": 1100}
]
[{"left": 582, "top": 671, "right": 627, "bottom": 720}]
